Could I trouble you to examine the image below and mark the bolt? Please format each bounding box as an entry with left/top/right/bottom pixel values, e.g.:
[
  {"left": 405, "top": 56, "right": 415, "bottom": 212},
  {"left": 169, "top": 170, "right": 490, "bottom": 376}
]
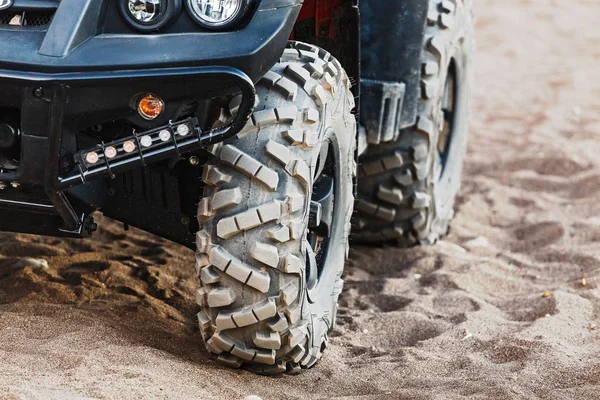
[
  {"left": 33, "top": 87, "right": 43, "bottom": 98},
  {"left": 107, "top": 188, "right": 116, "bottom": 197},
  {"left": 189, "top": 156, "right": 200, "bottom": 166},
  {"left": 0, "top": 183, "right": 6, "bottom": 190},
  {"left": 181, "top": 216, "right": 190, "bottom": 226},
  {"left": 10, "top": 182, "right": 19, "bottom": 188}
]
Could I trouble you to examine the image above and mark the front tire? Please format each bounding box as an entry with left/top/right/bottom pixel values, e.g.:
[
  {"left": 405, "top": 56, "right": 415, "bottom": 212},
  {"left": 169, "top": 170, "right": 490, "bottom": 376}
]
[{"left": 195, "top": 42, "right": 356, "bottom": 374}]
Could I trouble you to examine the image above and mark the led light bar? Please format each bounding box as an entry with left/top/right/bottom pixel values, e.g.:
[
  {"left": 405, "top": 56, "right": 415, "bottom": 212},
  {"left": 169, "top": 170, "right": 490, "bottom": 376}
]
[{"left": 80, "top": 119, "right": 197, "bottom": 170}]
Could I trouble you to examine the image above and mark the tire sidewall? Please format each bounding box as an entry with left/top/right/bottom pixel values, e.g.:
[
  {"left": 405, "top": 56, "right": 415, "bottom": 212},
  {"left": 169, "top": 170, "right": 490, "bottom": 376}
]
[{"left": 427, "top": 0, "right": 475, "bottom": 241}]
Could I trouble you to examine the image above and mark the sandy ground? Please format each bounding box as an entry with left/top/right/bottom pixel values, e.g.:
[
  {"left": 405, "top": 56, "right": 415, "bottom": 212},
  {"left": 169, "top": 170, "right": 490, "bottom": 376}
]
[{"left": 1, "top": 0, "right": 600, "bottom": 399}]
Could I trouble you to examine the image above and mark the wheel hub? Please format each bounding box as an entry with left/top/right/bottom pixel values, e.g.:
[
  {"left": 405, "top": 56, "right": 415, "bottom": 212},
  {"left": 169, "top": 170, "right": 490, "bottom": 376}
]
[
  {"left": 306, "top": 141, "right": 336, "bottom": 290},
  {"left": 438, "top": 60, "right": 457, "bottom": 169},
  {"left": 309, "top": 176, "right": 334, "bottom": 236}
]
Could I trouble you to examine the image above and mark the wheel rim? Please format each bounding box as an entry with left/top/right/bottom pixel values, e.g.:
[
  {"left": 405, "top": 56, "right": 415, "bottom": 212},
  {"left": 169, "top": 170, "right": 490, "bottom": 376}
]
[
  {"left": 437, "top": 59, "right": 457, "bottom": 171},
  {"left": 306, "top": 139, "right": 337, "bottom": 291}
]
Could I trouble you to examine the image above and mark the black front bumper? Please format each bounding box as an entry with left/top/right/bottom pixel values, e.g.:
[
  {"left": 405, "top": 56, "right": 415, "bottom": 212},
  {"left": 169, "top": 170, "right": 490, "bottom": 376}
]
[
  {"left": 0, "top": 64, "right": 256, "bottom": 242},
  {"left": 0, "top": 0, "right": 301, "bottom": 244}
]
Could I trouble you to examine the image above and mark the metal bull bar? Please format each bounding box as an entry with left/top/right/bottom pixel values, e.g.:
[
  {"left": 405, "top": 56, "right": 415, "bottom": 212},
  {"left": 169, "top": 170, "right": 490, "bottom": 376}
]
[{"left": 38, "top": 67, "right": 256, "bottom": 232}]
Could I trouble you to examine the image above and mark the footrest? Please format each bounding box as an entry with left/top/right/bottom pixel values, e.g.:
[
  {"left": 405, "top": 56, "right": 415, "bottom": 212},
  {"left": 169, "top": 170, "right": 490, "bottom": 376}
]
[{"left": 360, "top": 79, "right": 406, "bottom": 145}]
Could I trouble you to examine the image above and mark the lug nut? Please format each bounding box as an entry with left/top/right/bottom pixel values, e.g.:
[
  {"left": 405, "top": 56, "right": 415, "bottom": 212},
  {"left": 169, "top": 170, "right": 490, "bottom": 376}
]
[
  {"left": 0, "top": 183, "right": 6, "bottom": 190},
  {"left": 10, "top": 182, "right": 19, "bottom": 188},
  {"left": 189, "top": 156, "right": 199, "bottom": 166}
]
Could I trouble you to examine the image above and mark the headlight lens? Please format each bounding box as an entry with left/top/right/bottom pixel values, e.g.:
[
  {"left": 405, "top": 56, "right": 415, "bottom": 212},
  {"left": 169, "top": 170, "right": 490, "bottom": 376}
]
[
  {"left": 120, "top": 0, "right": 181, "bottom": 32},
  {"left": 127, "top": 0, "right": 163, "bottom": 23},
  {"left": 186, "top": 0, "right": 247, "bottom": 29}
]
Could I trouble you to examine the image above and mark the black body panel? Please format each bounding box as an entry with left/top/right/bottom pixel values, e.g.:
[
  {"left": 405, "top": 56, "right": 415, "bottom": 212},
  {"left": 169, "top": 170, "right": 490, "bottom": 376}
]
[
  {"left": 360, "top": 0, "right": 429, "bottom": 130},
  {"left": 292, "top": 0, "right": 360, "bottom": 104},
  {"left": 0, "top": 0, "right": 301, "bottom": 82}
]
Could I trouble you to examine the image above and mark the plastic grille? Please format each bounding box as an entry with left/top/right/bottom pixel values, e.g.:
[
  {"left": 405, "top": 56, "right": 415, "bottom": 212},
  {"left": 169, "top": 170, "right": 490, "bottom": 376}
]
[{"left": 0, "top": 10, "right": 55, "bottom": 28}]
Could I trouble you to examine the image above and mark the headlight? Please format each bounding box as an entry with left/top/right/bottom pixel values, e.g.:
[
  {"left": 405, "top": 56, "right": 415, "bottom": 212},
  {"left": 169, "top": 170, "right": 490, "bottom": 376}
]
[
  {"left": 128, "top": 0, "right": 163, "bottom": 22},
  {"left": 120, "top": 0, "right": 182, "bottom": 32},
  {"left": 185, "top": 0, "right": 249, "bottom": 30}
]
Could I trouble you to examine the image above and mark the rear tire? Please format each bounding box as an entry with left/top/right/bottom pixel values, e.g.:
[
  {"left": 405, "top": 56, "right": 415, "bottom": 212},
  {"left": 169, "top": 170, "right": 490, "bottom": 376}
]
[
  {"left": 195, "top": 42, "right": 356, "bottom": 374},
  {"left": 354, "top": 0, "right": 474, "bottom": 245}
]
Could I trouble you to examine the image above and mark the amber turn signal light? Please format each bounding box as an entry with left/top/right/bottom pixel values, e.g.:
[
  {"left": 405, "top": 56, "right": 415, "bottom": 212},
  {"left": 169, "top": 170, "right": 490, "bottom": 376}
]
[{"left": 138, "top": 94, "right": 164, "bottom": 120}]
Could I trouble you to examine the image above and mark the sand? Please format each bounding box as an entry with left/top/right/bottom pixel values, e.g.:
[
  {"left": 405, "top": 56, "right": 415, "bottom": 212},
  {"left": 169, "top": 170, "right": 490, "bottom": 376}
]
[{"left": 1, "top": 0, "right": 599, "bottom": 399}]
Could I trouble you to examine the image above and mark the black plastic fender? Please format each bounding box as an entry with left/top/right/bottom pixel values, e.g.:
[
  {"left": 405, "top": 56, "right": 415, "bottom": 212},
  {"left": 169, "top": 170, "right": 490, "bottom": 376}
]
[{"left": 360, "top": 0, "right": 429, "bottom": 131}]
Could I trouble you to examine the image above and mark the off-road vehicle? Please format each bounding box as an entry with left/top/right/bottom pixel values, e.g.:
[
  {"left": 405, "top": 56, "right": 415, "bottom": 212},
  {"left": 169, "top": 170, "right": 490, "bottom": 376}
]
[{"left": 0, "top": 0, "right": 473, "bottom": 374}]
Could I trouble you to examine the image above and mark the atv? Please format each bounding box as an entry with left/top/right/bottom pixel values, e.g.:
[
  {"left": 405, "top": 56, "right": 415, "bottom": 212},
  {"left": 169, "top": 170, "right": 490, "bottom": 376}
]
[{"left": 0, "top": 0, "right": 473, "bottom": 374}]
